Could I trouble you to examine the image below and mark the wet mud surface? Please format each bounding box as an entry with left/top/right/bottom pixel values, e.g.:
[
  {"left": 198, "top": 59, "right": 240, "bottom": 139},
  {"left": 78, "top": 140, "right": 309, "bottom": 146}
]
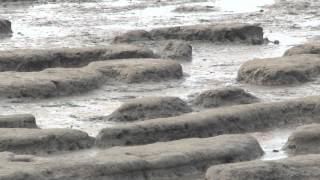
[{"left": 1, "top": 0, "right": 320, "bottom": 162}]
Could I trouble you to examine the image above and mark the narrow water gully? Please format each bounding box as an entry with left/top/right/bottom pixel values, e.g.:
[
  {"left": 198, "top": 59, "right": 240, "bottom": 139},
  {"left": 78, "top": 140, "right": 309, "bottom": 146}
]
[{"left": 251, "top": 128, "right": 293, "bottom": 160}]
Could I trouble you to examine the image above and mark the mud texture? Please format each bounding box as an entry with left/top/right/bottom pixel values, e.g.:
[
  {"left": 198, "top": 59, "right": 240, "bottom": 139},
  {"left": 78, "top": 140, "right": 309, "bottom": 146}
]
[
  {"left": 173, "top": 5, "right": 218, "bottom": 13},
  {"left": 191, "top": 87, "right": 259, "bottom": 108},
  {"left": 284, "top": 124, "right": 320, "bottom": 155},
  {"left": 0, "top": 19, "right": 12, "bottom": 34},
  {"left": 0, "top": 114, "right": 37, "bottom": 128},
  {"left": 159, "top": 40, "right": 192, "bottom": 61},
  {"left": 237, "top": 54, "right": 320, "bottom": 85},
  {"left": 96, "top": 96, "right": 320, "bottom": 148},
  {"left": 206, "top": 154, "right": 320, "bottom": 180},
  {"left": 0, "top": 134, "right": 263, "bottom": 180},
  {"left": 106, "top": 96, "right": 193, "bottom": 122},
  {"left": 0, "top": 59, "right": 183, "bottom": 98},
  {"left": 113, "top": 23, "right": 264, "bottom": 45},
  {"left": 284, "top": 42, "right": 320, "bottom": 56},
  {"left": 0, "top": 128, "right": 94, "bottom": 155},
  {"left": 0, "top": 45, "right": 156, "bottom": 72}
]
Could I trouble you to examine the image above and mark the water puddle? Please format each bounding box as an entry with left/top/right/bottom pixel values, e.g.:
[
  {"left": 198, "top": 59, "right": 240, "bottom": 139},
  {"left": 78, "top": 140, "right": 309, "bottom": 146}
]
[
  {"left": 251, "top": 128, "right": 293, "bottom": 161},
  {"left": 215, "top": 0, "right": 275, "bottom": 13}
]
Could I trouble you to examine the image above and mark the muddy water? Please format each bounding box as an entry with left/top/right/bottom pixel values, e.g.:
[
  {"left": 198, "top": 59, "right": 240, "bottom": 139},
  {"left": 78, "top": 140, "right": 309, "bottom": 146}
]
[
  {"left": 250, "top": 128, "right": 293, "bottom": 160},
  {"left": 0, "top": 0, "right": 320, "bottom": 161}
]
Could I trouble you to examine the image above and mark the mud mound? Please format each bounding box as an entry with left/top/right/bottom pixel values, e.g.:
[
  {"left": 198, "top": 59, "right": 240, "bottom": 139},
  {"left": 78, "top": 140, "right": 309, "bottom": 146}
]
[
  {"left": 173, "top": 5, "right": 218, "bottom": 13},
  {"left": 0, "top": 128, "right": 94, "bottom": 155},
  {"left": 237, "top": 54, "right": 320, "bottom": 85},
  {"left": 191, "top": 87, "right": 259, "bottom": 108},
  {"left": 0, "top": 45, "right": 156, "bottom": 72},
  {"left": 107, "top": 96, "right": 192, "bottom": 122},
  {"left": 113, "top": 23, "right": 264, "bottom": 45},
  {"left": 0, "top": 59, "right": 183, "bottom": 98},
  {"left": 284, "top": 42, "right": 320, "bottom": 56},
  {"left": 0, "top": 19, "right": 12, "bottom": 34},
  {"left": 0, "top": 114, "right": 37, "bottom": 128},
  {"left": 284, "top": 124, "right": 320, "bottom": 155},
  {"left": 0, "top": 134, "right": 263, "bottom": 180},
  {"left": 96, "top": 96, "right": 320, "bottom": 147},
  {"left": 159, "top": 40, "right": 192, "bottom": 61},
  {"left": 206, "top": 154, "right": 320, "bottom": 180}
]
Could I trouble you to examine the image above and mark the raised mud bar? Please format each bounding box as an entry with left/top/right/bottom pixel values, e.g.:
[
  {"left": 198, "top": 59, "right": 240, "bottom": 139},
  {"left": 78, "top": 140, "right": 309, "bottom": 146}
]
[
  {"left": 106, "top": 96, "right": 193, "bottom": 122},
  {"left": 96, "top": 96, "right": 320, "bottom": 147},
  {"left": 159, "top": 40, "right": 193, "bottom": 61},
  {"left": 283, "top": 42, "right": 320, "bottom": 56},
  {"left": 0, "top": 19, "right": 12, "bottom": 34},
  {"left": 0, "top": 128, "right": 94, "bottom": 155},
  {"left": 0, "top": 45, "right": 155, "bottom": 72},
  {"left": 205, "top": 154, "right": 320, "bottom": 180},
  {"left": 283, "top": 124, "right": 320, "bottom": 155},
  {"left": 0, "top": 135, "right": 263, "bottom": 180},
  {"left": 0, "top": 128, "right": 94, "bottom": 154},
  {"left": 0, "top": 114, "right": 37, "bottom": 128},
  {"left": 173, "top": 5, "right": 218, "bottom": 13},
  {"left": 190, "top": 87, "right": 259, "bottom": 109},
  {"left": 0, "top": 59, "right": 182, "bottom": 98},
  {"left": 113, "top": 23, "right": 264, "bottom": 44},
  {"left": 237, "top": 54, "right": 320, "bottom": 85}
]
